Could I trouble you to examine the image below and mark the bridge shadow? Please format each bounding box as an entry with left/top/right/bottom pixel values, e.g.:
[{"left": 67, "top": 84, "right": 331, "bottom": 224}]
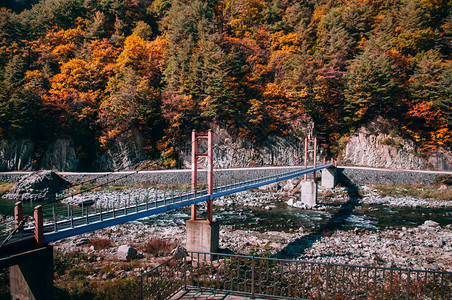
[{"left": 276, "top": 173, "right": 362, "bottom": 259}]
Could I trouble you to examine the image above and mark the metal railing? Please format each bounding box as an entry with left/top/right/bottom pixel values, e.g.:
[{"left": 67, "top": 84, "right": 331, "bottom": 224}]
[
  {"left": 140, "top": 251, "right": 187, "bottom": 300},
  {"left": 140, "top": 251, "right": 452, "bottom": 300},
  {"left": 15, "top": 164, "right": 330, "bottom": 243}
]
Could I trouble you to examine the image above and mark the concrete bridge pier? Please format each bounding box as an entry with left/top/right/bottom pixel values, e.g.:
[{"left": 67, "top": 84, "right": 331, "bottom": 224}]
[
  {"left": 321, "top": 166, "right": 337, "bottom": 188},
  {"left": 186, "top": 220, "right": 219, "bottom": 254},
  {"left": 186, "top": 129, "right": 219, "bottom": 258},
  {"left": 9, "top": 245, "right": 53, "bottom": 300},
  {"left": 8, "top": 204, "right": 53, "bottom": 300},
  {"left": 301, "top": 181, "right": 317, "bottom": 209}
]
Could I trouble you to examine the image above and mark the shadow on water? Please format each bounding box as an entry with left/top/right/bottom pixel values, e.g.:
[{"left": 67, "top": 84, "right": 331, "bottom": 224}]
[{"left": 276, "top": 174, "right": 361, "bottom": 259}]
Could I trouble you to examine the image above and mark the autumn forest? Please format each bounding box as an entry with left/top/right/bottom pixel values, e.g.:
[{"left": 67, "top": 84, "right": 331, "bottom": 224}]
[{"left": 0, "top": 0, "right": 450, "bottom": 169}]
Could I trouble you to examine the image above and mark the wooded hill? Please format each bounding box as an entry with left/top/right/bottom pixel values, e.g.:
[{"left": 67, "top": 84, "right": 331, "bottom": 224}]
[{"left": 0, "top": 0, "right": 450, "bottom": 169}]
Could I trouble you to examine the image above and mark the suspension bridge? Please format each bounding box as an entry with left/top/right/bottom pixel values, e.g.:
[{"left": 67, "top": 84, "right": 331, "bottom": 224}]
[
  {"left": 0, "top": 130, "right": 337, "bottom": 299},
  {"left": 4, "top": 163, "right": 332, "bottom": 247}
]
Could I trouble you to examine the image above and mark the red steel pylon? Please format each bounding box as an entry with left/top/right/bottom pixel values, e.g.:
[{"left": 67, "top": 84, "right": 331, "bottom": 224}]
[
  {"left": 191, "top": 129, "right": 214, "bottom": 222},
  {"left": 304, "top": 136, "right": 317, "bottom": 181}
]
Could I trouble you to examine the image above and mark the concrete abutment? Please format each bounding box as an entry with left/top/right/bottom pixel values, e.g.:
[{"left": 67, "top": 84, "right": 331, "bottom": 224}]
[
  {"left": 321, "top": 167, "right": 337, "bottom": 189},
  {"left": 9, "top": 245, "right": 53, "bottom": 300},
  {"left": 185, "top": 220, "right": 219, "bottom": 258}
]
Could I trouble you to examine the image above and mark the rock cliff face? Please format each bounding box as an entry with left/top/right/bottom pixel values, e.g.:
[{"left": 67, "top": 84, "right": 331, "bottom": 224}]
[
  {"left": 95, "top": 129, "right": 147, "bottom": 171},
  {"left": 0, "top": 138, "right": 79, "bottom": 171},
  {"left": 0, "top": 130, "right": 146, "bottom": 171},
  {"left": 41, "top": 139, "right": 79, "bottom": 171},
  {"left": 181, "top": 127, "right": 312, "bottom": 168},
  {"left": 340, "top": 118, "right": 451, "bottom": 170},
  {"left": 1, "top": 120, "right": 449, "bottom": 171},
  {"left": 214, "top": 129, "right": 305, "bottom": 167},
  {"left": 0, "top": 139, "right": 35, "bottom": 171}
]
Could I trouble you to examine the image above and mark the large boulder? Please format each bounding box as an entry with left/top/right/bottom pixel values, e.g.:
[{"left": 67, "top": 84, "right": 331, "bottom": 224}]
[
  {"left": 117, "top": 245, "right": 138, "bottom": 260},
  {"left": 3, "top": 170, "right": 71, "bottom": 202}
]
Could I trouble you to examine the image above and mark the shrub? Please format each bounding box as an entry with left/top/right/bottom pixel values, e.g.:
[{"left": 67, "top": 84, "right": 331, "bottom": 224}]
[
  {"left": 433, "top": 175, "right": 452, "bottom": 186},
  {"left": 143, "top": 238, "right": 177, "bottom": 257},
  {"left": 429, "top": 188, "right": 452, "bottom": 201},
  {"left": 381, "top": 138, "right": 402, "bottom": 148},
  {"left": 87, "top": 238, "right": 112, "bottom": 250}
]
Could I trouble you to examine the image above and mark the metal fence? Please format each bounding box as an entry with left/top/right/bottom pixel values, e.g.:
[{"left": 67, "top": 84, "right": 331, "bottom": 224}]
[{"left": 140, "top": 251, "right": 452, "bottom": 300}]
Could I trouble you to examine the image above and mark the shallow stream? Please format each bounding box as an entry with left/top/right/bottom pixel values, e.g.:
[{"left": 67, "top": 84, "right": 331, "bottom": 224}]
[
  {"left": 0, "top": 193, "right": 450, "bottom": 234},
  {"left": 144, "top": 198, "right": 452, "bottom": 233}
]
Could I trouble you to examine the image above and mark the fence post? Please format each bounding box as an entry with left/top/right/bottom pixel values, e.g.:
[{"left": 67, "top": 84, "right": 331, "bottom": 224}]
[
  {"left": 53, "top": 206, "right": 57, "bottom": 232},
  {"left": 140, "top": 275, "right": 143, "bottom": 300},
  {"left": 325, "top": 263, "right": 330, "bottom": 300},
  {"left": 34, "top": 205, "right": 44, "bottom": 246},
  {"left": 14, "top": 201, "right": 23, "bottom": 230},
  {"left": 184, "top": 251, "right": 187, "bottom": 290},
  {"left": 251, "top": 256, "right": 255, "bottom": 299}
]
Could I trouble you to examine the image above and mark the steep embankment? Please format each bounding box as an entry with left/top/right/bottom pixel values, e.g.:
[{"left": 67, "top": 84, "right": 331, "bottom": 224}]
[
  {"left": 340, "top": 118, "right": 452, "bottom": 171},
  {"left": 1, "top": 119, "right": 450, "bottom": 172},
  {"left": 0, "top": 132, "right": 146, "bottom": 172},
  {"left": 0, "top": 126, "right": 313, "bottom": 171}
]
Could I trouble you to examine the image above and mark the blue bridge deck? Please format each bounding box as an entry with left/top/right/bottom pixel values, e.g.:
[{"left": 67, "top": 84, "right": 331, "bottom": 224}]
[{"left": 17, "top": 164, "right": 332, "bottom": 243}]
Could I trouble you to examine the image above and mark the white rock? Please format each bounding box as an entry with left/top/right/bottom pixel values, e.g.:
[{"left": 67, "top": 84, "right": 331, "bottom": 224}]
[
  {"left": 117, "top": 245, "right": 137, "bottom": 260},
  {"left": 422, "top": 220, "right": 440, "bottom": 228}
]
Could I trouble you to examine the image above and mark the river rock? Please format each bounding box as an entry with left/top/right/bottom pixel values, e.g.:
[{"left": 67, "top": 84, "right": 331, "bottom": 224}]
[
  {"left": 117, "top": 245, "right": 138, "bottom": 260},
  {"left": 3, "top": 170, "right": 71, "bottom": 202},
  {"left": 421, "top": 220, "right": 440, "bottom": 229},
  {"left": 283, "top": 179, "right": 298, "bottom": 192}
]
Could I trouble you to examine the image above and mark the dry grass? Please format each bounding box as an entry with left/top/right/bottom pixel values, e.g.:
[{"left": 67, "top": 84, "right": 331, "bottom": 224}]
[
  {"left": 0, "top": 182, "right": 14, "bottom": 197},
  {"left": 87, "top": 238, "right": 112, "bottom": 250},
  {"left": 429, "top": 188, "right": 452, "bottom": 201},
  {"left": 143, "top": 238, "right": 177, "bottom": 257},
  {"left": 54, "top": 276, "right": 140, "bottom": 300},
  {"left": 53, "top": 249, "right": 140, "bottom": 299},
  {"left": 373, "top": 184, "right": 452, "bottom": 201}
]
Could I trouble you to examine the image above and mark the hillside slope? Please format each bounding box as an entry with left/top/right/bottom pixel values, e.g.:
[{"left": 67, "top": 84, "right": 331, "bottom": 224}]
[{"left": 0, "top": 0, "right": 450, "bottom": 170}]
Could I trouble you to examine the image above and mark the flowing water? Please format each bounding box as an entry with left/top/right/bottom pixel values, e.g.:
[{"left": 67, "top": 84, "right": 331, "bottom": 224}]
[
  {"left": 0, "top": 193, "right": 450, "bottom": 235},
  {"left": 143, "top": 198, "right": 452, "bottom": 233}
]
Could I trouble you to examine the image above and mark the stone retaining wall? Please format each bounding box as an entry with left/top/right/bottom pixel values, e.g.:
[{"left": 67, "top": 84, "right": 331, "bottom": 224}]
[
  {"left": 0, "top": 167, "right": 450, "bottom": 186},
  {"left": 338, "top": 167, "right": 450, "bottom": 186},
  {"left": 0, "top": 167, "right": 300, "bottom": 187}
]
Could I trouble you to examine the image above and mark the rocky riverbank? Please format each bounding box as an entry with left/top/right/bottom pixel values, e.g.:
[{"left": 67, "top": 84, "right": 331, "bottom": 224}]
[
  {"left": 51, "top": 181, "right": 452, "bottom": 276},
  {"left": 52, "top": 219, "right": 451, "bottom": 275}
]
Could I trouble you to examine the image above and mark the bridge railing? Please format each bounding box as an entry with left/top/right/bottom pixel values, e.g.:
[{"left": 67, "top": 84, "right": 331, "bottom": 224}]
[
  {"left": 140, "top": 250, "right": 451, "bottom": 300},
  {"left": 0, "top": 216, "right": 15, "bottom": 236},
  {"left": 18, "top": 164, "right": 331, "bottom": 242}
]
